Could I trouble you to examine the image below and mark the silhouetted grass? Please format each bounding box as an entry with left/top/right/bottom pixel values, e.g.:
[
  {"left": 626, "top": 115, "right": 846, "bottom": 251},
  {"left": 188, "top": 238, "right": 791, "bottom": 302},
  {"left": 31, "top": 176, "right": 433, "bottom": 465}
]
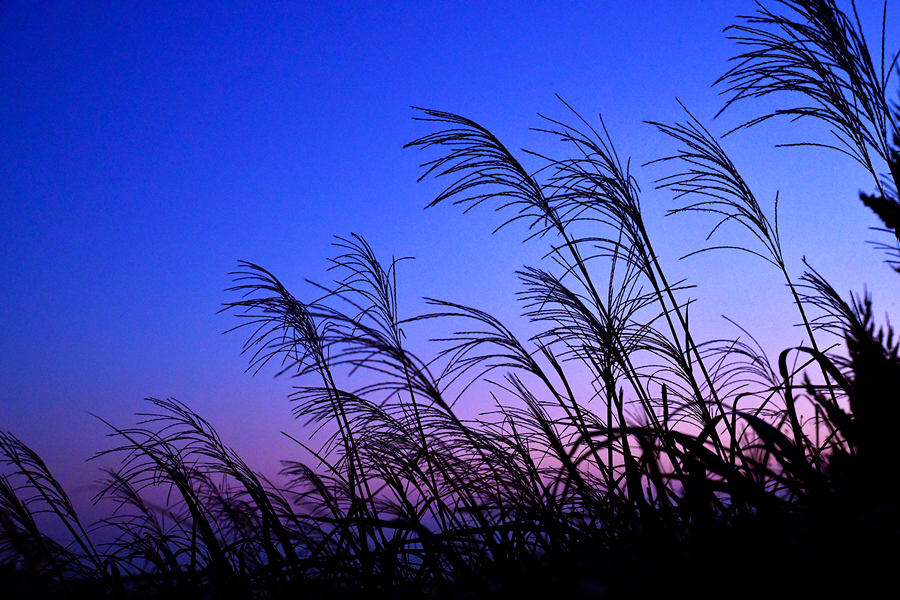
[{"left": 2, "top": 1, "right": 899, "bottom": 597}]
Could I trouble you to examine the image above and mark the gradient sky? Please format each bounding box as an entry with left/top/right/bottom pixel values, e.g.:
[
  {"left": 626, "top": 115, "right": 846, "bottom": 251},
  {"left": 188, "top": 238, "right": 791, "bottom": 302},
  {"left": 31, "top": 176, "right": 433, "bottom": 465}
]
[{"left": 2, "top": 0, "right": 899, "bottom": 522}]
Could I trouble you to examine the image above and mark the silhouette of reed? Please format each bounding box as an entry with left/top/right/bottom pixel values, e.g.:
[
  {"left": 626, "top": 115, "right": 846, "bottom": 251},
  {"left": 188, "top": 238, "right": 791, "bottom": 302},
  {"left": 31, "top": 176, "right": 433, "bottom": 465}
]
[{"left": 1, "top": 1, "right": 898, "bottom": 597}]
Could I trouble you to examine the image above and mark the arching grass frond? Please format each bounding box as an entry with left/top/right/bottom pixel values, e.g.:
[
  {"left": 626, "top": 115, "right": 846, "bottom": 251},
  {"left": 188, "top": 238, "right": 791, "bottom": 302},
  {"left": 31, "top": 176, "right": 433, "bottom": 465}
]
[{"left": 717, "top": 0, "right": 899, "bottom": 192}]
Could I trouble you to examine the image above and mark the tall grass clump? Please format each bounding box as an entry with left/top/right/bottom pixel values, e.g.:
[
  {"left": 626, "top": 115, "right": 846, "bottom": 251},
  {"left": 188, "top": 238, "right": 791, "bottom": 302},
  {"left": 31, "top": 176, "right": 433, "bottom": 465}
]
[{"left": 1, "top": 1, "right": 898, "bottom": 597}]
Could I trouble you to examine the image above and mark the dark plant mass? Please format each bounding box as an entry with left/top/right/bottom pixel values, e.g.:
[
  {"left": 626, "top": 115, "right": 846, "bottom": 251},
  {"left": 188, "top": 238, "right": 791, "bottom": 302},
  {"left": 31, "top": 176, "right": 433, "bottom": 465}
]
[{"left": 3, "top": 1, "right": 900, "bottom": 598}]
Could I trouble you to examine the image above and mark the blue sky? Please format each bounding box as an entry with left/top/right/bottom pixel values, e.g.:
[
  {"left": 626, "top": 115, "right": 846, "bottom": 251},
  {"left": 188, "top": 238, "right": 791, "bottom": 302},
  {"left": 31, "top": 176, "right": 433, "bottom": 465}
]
[{"left": 2, "top": 0, "right": 899, "bottom": 518}]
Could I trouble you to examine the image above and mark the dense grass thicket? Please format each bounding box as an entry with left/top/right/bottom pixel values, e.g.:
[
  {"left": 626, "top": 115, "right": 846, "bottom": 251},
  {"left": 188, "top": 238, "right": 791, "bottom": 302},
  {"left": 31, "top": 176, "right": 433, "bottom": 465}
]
[{"left": 3, "top": 1, "right": 900, "bottom": 597}]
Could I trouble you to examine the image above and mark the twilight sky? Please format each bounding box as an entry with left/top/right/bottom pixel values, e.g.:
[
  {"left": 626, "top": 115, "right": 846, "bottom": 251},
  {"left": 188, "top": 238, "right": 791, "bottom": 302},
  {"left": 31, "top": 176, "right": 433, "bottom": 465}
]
[{"left": 2, "top": 0, "right": 899, "bottom": 519}]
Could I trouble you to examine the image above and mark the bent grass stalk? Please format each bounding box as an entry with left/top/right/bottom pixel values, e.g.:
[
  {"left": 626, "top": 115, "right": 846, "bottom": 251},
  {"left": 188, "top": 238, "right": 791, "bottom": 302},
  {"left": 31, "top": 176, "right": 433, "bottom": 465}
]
[{"left": 2, "top": 1, "right": 899, "bottom": 596}]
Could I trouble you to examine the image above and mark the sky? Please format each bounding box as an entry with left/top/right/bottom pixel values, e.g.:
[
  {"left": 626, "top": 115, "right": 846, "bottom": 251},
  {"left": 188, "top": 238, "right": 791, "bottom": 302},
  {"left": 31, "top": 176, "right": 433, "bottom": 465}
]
[{"left": 2, "top": 0, "right": 899, "bottom": 523}]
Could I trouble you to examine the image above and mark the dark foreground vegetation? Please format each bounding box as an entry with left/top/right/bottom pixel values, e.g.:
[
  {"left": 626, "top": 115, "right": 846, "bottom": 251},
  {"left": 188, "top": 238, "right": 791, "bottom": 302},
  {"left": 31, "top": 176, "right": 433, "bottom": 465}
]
[{"left": 3, "top": 1, "right": 900, "bottom": 597}]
